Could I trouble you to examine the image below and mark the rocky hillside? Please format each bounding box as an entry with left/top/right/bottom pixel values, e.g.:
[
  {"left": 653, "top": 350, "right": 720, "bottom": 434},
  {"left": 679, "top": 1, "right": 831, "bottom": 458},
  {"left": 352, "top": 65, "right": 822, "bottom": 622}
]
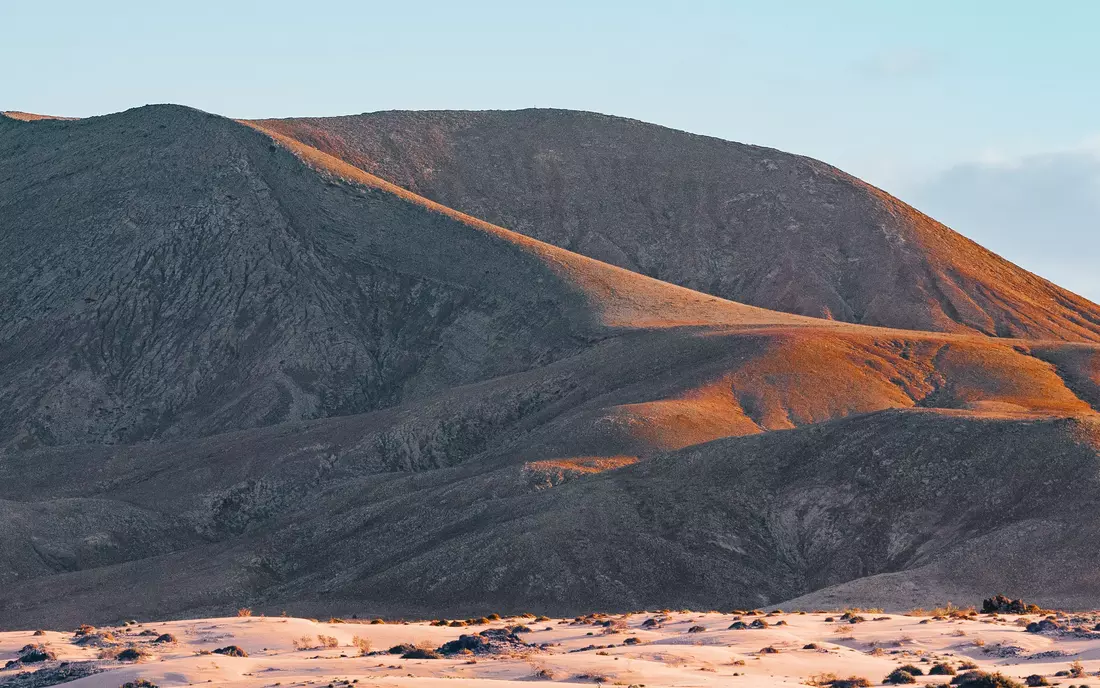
[
  {"left": 256, "top": 109, "right": 1100, "bottom": 340},
  {"left": 2, "top": 106, "right": 1100, "bottom": 628}
]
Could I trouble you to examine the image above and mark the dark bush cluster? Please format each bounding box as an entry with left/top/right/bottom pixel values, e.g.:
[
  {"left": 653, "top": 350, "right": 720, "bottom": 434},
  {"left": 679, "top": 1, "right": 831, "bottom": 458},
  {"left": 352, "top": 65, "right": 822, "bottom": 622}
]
[
  {"left": 951, "top": 671, "right": 1025, "bottom": 688},
  {"left": 981, "top": 595, "right": 1040, "bottom": 615},
  {"left": 212, "top": 645, "right": 248, "bottom": 657}
]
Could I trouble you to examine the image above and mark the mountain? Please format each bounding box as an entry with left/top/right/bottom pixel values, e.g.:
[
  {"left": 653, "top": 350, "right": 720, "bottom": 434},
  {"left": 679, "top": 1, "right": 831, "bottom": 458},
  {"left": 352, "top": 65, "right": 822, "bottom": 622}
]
[
  {"left": 255, "top": 109, "right": 1100, "bottom": 341},
  {"left": 1, "top": 106, "right": 1099, "bottom": 628},
  {"left": 0, "top": 106, "right": 800, "bottom": 448}
]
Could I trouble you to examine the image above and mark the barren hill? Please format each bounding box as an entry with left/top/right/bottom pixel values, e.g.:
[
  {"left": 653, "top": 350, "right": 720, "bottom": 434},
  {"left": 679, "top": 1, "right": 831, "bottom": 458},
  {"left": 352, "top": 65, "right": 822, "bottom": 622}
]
[
  {"left": 2, "top": 106, "right": 1100, "bottom": 627},
  {"left": 255, "top": 109, "right": 1100, "bottom": 341}
]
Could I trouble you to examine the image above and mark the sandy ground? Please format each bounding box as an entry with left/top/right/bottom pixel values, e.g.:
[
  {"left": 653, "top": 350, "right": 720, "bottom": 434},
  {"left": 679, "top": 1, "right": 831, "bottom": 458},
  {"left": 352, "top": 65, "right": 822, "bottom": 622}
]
[{"left": 2, "top": 609, "right": 1099, "bottom": 687}]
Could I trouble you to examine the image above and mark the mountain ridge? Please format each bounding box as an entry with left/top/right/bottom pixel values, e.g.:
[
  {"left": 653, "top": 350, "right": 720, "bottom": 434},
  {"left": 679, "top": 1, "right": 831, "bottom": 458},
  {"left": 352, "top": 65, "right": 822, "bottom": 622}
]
[
  {"left": 255, "top": 108, "right": 1100, "bottom": 341},
  {"left": 3, "top": 104, "right": 1100, "bottom": 627}
]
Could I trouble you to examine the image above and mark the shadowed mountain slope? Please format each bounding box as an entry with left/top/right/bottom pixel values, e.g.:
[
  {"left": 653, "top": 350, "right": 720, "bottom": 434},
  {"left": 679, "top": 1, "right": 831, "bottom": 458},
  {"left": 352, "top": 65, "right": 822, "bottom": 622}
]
[
  {"left": 255, "top": 109, "right": 1100, "bottom": 341},
  {"left": 0, "top": 106, "right": 804, "bottom": 448},
  {"left": 3, "top": 106, "right": 1100, "bottom": 627}
]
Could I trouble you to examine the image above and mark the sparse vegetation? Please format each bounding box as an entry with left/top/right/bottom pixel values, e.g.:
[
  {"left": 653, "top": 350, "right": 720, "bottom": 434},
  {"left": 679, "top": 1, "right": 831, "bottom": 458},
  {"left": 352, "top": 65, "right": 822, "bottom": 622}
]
[
  {"left": 350, "top": 635, "right": 372, "bottom": 655},
  {"left": 951, "top": 671, "right": 1025, "bottom": 688},
  {"left": 884, "top": 668, "right": 917, "bottom": 684},
  {"left": 17, "top": 644, "right": 58, "bottom": 663},
  {"left": 212, "top": 645, "right": 248, "bottom": 657},
  {"left": 981, "top": 595, "right": 1040, "bottom": 615},
  {"left": 114, "top": 647, "right": 150, "bottom": 662}
]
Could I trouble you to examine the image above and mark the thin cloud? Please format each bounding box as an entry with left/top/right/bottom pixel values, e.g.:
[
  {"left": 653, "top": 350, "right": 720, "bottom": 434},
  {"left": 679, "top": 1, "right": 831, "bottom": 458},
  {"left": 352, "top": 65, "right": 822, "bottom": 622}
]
[{"left": 906, "top": 141, "right": 1100, "bottom": 300}]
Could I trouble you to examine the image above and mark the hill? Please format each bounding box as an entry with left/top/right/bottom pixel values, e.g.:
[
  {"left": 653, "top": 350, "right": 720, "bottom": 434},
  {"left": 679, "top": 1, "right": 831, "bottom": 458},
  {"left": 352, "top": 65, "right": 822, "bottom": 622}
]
[
  {"left": 255, "top": 109, "right": 1100, "bottom": 341},
  {"left": 1, "top": 106, "right": 1100, "bottom": 627}
]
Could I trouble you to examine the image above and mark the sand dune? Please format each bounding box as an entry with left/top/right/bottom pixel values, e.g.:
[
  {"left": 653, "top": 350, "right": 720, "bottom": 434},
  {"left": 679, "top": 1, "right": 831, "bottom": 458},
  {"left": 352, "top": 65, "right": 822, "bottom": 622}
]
[{"left": 4, "top": 610, "right": 1100, "bottom": 687}]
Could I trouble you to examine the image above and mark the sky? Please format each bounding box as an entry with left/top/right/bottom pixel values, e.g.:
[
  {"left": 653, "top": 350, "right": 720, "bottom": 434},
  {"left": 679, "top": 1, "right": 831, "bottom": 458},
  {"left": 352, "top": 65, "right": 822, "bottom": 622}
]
[{"left": 3, "top": 0, "right": 1098, "bottom": 298}]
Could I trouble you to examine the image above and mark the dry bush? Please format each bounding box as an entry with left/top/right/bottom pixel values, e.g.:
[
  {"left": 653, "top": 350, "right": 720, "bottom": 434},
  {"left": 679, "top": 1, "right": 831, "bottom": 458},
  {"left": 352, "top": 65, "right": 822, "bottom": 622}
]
[
  {"left": 317, "top": 635, "right": 339, "bottom": 649},
  {"left": 292, "top": 635, "right": 315, "bottom": 651},
  {"left": 236, "top": 608, "right": 252, "bottom": 617},
  {"left": 350, "top": 636, "right": 371, "bottom": 655}
]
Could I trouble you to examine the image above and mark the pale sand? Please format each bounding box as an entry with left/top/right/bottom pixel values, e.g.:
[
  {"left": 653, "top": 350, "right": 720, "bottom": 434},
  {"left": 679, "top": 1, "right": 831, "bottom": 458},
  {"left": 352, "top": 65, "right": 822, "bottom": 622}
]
[{"left": 2, "top": 610, "right": 1096, "bottom": 687}]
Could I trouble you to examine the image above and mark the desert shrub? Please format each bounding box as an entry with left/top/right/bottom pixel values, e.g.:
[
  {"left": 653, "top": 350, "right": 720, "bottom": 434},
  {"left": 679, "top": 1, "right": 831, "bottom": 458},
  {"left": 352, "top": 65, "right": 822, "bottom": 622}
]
[
  {"left": 212, "top": 645, "right": 248, "bottom": 657},
  {"left": 487, "top": 613, "right": 501, "bottom": 621},
  {"left": 951, "top": 672, "right": 1025, "bottom": 688},
  {"left": 370, "top": 618, "right": 385, "bottom": 624},
  {"left": 573, "top": 674, "right": 610, "bottom": 683},
  {"left": 884, "top": 668, "right": 917, "bottom": 684},
  {"left": 897, "top": 664, "right": 924, "bottom": 676},
  {"left": 959, "top": 661, "right": 980, "bottom": 670},
  {"left": 153, "top": 633, "right": 177, "bottom": 644},
  {"left": 832, "top": 679, "right": 872, "bottom": 688},
  {"left": 930, "top": 663, "right": 957, "bottom": 675},
  {"left": 292, "top": 635, "right": 314, "bottom": 650},
  {"left": 388, "top": 643, "right": 417, "bottom": 655},
  {"left": 687, "top": 625, "right": 706, "bottom": 633},
  {"left": 1070, "top": 661, "right": 1086, "bottom": 678},
  {"left": 401, "top": 647, "right": 442, "bottom": 659},
  {"left": 760, "top": 646, "right": 780, "bottom": 654},
  {"left": 74, "top": 625, "right": 96, "bottom": 636},
  {"left": 449, "top": 620, "right": 467, "bottom": 627},
  {"left": 317, "top": 634, "right": 339, "bottom": 649},
  {"left": 32, "top": 630, "right": 46, "bottom": 637},
  {"left": 534, "top": 667, "right": 555, "bottom": 679},
  {"left": 351, "top": 636, "right": 371, "bottom": 654},
  {"left": 120, "top": 681, "right": 159, "bottom": 688},
  {"left": 981, "top": 595, "right": 1040, "bottom": 615},
  {"left": 18, "top": 644, "right": 57, "bottom": 663},
  {"left": 236, "top": 608, "right": 252, "bottom": 617},
  {"left": 804, "top": 643, "right": 821, "bottom": 650},
  {"left": 623, "top": 637, "right": 640, "bottom": 645},
  {"left": 534, "top": 616, "right": 550, "bottom": 622},
  {"left": 1025, "top": 677, "right": 1050, "bottom": 687},
  {"left": 116, "top": 647, "right": 150, "bottom": 662},
  {"left": 959, "top": 669, "right": 1025, "bottom": 686}
]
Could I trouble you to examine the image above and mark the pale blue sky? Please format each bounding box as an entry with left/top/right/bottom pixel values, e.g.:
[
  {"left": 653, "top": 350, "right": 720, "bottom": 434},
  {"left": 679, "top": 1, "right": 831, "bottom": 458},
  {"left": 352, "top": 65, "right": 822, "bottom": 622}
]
[{"left": 3, "top": 1, "right": 1098, "bottom": 297}]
